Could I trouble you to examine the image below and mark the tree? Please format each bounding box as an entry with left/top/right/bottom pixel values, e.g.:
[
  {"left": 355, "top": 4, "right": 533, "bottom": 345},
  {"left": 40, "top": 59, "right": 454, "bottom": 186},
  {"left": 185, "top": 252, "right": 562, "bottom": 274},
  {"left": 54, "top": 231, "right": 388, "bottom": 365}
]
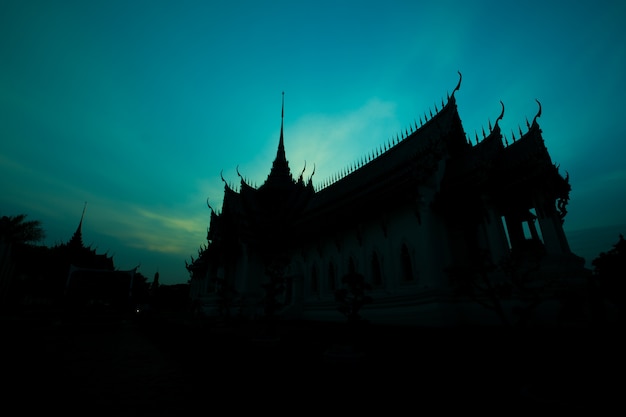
[
  {"left": 255, "top": 255, "right": 288, "bottom": 339},
  {"left": 261, "top": 259, "right": 286, "bottom": 319},
  {"left": 591, "top": 234, "right": 626, "bottom": 323},
  {"left": 324, "top": 271, "right": 373, "bottom": 362},
  {"left": 1, "top": 214, "right": 47, "bottom": 308},
  {"left": 335, "top": 271, "right": 373, "bottom": 324},
  {"left": 0, "top": 214, "right": 46, "bottom": 245},
  {"left": 446, "top": 242, "right": 554, "bottom": 327}
]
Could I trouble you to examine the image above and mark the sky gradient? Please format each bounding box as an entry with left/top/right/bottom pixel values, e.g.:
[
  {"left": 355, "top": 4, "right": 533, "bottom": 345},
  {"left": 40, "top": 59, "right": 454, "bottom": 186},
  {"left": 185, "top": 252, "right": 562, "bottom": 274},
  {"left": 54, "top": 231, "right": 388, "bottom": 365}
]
[{"left": 2, "top": 0, "right": 625, "bottom": 285}]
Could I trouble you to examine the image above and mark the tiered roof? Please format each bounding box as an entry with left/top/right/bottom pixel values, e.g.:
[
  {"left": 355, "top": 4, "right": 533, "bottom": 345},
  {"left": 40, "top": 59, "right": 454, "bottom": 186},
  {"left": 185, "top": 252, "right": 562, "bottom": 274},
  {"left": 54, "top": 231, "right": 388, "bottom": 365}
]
[
  {"left": 55, "top": 203, "right": 114, "bottom": 271},
  {"left": 195, "top": 73, "right": 571, "bottom": 266}
]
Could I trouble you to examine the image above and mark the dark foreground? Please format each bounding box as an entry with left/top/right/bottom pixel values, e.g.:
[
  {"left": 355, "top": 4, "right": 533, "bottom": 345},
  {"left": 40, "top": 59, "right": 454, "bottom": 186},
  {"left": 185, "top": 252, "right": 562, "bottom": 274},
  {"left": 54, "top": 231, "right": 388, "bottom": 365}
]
[{"left": 2, "top": 313, "right": 623, "bottom": 415}]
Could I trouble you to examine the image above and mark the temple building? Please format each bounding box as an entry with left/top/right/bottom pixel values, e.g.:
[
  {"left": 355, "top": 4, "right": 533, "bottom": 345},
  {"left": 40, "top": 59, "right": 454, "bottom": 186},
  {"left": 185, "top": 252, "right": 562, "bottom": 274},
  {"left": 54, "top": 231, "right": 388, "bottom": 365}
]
[
  {"left": 187, "top": 74, "right": 588, "bottom": 326},
  {"left": 58, "top": 204, "right": 138, "bottom": 314}
]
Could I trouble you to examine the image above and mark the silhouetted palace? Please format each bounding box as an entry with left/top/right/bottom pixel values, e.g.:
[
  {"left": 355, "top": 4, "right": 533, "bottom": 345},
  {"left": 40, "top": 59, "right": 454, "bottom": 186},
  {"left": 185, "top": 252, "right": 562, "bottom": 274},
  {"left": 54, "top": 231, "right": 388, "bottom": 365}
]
[{"left": 187, "top": 74, "right": 588, "bottom": 326}]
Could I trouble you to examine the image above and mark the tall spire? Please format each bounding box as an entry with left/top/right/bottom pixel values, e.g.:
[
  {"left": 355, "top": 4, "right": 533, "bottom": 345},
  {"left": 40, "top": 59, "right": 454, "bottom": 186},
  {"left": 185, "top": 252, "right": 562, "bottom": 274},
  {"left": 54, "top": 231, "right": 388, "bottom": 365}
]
[
  {"left": 261, "top": 92, "right": 292, "bottom": 189},
  {"left": 80, "top": 201, "right": 87, "bottom": 227},
  {"left": 278, "top": 91, "right": 286, "bottom": 162},
  {"left": 68, "top": 202, "right": 87, "bottom": 248}
]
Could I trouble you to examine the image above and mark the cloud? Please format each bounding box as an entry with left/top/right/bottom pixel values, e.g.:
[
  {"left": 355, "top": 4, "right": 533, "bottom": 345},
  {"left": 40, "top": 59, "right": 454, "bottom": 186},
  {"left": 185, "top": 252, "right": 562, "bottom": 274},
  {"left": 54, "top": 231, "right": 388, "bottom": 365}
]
[
  {"left": 86, "top": 202, "right": 207, "bottom": 256},
  {"left": 134, "top": 207, "right": 201, "bottom": 234}
]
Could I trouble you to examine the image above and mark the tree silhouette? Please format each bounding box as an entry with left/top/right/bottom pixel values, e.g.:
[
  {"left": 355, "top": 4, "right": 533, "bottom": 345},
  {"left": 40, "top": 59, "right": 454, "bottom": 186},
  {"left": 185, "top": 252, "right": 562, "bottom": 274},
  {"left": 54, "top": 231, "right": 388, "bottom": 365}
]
[
  {"left": 335, "top": 271, "right": 373, "bottom": 324},
  {"left": 1, "top": 214, "right": 47, "bottom": 308},
  {"left": 591, "top": 234, "right": 626, "bottom": 323},
  {"left": 255, "top": 255, "right": 289, "bottom": 339},
  {"left": 324, "top": 271, "right": 373, "bottom": 362},
  {"left": 447, "top": 242, "right": 554, "bottom": 327},
  {"left": 261, "top": 259, "right": 286, "bottom": 318},
  {"left": 0, "top": 214, "right": 45, "bottom": 245}
]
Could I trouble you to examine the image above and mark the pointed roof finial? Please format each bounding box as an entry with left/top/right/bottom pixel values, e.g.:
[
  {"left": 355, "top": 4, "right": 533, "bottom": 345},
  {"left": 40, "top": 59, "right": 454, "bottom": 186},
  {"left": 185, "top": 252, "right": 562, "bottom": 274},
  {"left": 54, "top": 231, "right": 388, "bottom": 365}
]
[
  {"left": 68, "top": 201, "right": 87, "bottom": 248},
  {"left": 452, "top": 71, "right": 462, "bottom": 97},
  {"left": 279, "top": 91, "right": 285, "bottom": 150},
  {"left": 260, "top": 92, "right": 293, "bottom": 189},
  {"left": 274, "top": 91, "right": 288, "bottom": 169},
  {"left": 496, "top": 100, "right": 505, "bottom": 126},
  {"left": 532, "top": 98, "right": 542, "bottom": 126},
  {"left": 298, "top": 160, "right": 307, "bottom": 183},
  {"left": 80, "top": 201, "right": 87, "bottom": 227}
]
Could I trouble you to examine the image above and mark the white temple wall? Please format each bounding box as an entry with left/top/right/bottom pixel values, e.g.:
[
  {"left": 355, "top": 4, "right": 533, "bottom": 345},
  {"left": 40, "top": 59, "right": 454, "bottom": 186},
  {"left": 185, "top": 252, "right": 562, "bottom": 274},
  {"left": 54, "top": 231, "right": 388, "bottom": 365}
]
[
  {"left": 315, "top": 239, "right": 340, "bottom": 299},
  {"left": 234, "top": 244, "right": 265, "bottom": 301},
  {"left": 292, "top": 246, "right": 310, "bottom": 301},
  {"left": 198, "top": 271, "right": 210, "bottom": 296},
  {"left": 341, "top": 228, "right": 362, "bottom": 274},
  {"left": 293, "top": 204, "right": 424, "bottom": 302},
  {"left": 417, "top": 200, "right": 452, "bottom": 288},
  {"left": 289, "top": 253, "right": 306, "bottom": 303},
  {"left": 234, "top": 244, "right": 247, "bottom": 292},
  {"left": 378, "top": 205, "right": 419, "bottom": 292},
  {"left": 360, "top": 219, "right": 388, "bottom": 289},
  {"left": 189, "top": 277, "right": 202, "bottom": 299}
]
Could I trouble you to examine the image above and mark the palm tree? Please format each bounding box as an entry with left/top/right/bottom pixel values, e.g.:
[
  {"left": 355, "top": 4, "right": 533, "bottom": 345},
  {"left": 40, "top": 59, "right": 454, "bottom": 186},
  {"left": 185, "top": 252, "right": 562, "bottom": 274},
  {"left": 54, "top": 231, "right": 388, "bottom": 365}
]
[
  {"left": 0, "top": 214, "right": 46, "bottom": 245},
  {"left": 0, "top": 214, "right": 46, "bottom": 308}
]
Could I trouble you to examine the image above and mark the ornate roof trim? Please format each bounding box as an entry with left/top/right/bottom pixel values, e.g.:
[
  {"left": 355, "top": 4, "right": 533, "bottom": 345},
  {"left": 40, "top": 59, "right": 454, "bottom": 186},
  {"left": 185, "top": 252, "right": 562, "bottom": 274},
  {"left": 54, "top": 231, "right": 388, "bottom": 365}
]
[
  {"left": 318, "top": 72, "right": 463, "bottom": 191},
  {"left": 451, "top": 70, "right": 462, "bottom": 98},
  {"left": 532, "top": 99, "right": 542, "bottom": 127},
  {"left": 298, "top": 160, "right": 307, "bottom": 183},
  {"left": 220, "top": 169, "right": 234, "bottom": 192},
  {"left": 495, "top": 100, "right": 505, "bottom": 129}
]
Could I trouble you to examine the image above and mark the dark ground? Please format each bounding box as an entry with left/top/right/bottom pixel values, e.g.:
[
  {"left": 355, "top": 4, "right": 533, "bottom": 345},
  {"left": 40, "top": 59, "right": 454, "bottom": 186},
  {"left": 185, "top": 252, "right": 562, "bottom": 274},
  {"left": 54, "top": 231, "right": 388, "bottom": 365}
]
[{"left": 2, "top": 313, "right": 623, "bottom": 415}]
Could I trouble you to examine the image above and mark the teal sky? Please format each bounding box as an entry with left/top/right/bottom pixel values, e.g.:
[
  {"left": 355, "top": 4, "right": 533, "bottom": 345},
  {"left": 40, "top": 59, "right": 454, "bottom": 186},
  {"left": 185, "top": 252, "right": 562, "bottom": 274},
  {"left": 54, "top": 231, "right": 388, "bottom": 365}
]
[{"left": 2, "top": 0, "right": 625, "bottom": 285}]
